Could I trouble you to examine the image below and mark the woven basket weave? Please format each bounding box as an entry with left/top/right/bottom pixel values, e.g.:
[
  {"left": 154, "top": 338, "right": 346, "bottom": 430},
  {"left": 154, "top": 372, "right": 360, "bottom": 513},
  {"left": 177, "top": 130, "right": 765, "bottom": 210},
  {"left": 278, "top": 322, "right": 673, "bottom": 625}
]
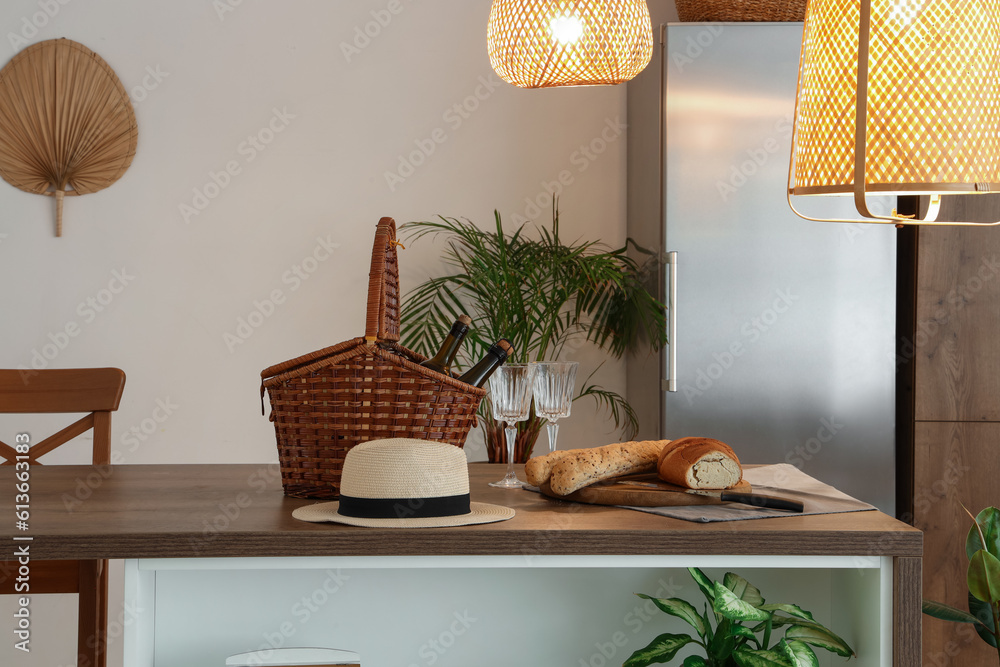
[
  {"left": 675, "top": 0, "right": 806, "bottom": 22},
  {"left": 487, "top": 0, "right": 653, "bottom": 88},
  {"left": 261, "top": 217, "right": 486, "bottom": 499}
]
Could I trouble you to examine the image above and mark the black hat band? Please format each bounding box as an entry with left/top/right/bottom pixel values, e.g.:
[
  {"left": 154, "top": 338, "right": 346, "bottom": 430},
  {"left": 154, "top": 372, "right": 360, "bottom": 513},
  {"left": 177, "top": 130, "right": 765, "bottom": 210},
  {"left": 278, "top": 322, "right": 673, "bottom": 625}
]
[{"left": 338, "top": 493, "right": 471, "bottom": 519}]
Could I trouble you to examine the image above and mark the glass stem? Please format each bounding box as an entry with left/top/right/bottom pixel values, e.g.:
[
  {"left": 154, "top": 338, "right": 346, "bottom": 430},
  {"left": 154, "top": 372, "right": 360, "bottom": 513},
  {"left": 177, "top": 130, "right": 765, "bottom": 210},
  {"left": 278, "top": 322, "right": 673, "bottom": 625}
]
[
  {"left": 546, "top": 420, "right": 559, "bottom": 454},
  {"left": 505, "top": 424, "right": 517, "bottom": 477}
]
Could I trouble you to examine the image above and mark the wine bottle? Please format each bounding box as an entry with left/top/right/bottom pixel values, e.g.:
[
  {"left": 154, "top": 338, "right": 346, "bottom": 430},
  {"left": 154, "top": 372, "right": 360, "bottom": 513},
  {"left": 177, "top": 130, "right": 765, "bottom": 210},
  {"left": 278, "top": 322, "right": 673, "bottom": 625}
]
[
  {"left": 419, "top": 315, "right": 472, "bottom": 375},
  {"left": 457, "top": 339, "right": 514, "bottom": 387}
]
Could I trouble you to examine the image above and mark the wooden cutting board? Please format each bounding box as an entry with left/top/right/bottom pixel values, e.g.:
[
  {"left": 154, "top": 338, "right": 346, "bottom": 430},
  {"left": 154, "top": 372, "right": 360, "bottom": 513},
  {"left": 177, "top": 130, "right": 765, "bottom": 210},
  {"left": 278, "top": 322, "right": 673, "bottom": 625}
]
[{"left": 538, "top": 473, "right": 752, "bottom": 507}]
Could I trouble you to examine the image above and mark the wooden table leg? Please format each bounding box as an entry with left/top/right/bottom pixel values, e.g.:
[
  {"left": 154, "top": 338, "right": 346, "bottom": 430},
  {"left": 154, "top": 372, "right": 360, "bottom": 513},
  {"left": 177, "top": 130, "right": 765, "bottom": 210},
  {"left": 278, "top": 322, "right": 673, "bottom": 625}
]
[
  {"left": 78, "top": 559, "right": 108, "bottom": 667},
  {"left": 894, "top": 556, "right": 922, "bottom": 667}
]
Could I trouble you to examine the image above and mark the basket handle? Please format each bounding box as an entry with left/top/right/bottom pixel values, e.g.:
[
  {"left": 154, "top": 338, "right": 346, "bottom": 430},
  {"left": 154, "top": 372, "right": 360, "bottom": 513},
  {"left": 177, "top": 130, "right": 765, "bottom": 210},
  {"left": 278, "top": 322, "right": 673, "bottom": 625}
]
[{"left": 364, "top": 217, "right": 401, "bottom": 343}]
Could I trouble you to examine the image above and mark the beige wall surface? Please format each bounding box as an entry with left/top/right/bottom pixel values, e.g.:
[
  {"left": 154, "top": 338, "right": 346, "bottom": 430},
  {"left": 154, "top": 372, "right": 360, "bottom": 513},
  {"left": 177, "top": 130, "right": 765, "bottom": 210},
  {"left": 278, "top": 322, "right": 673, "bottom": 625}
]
[
  {"left": 0, "top": 2, "right": 636, "bottom": 665},
  {"left": 0, "top": 0, "right": 632, "bottom": 467}
]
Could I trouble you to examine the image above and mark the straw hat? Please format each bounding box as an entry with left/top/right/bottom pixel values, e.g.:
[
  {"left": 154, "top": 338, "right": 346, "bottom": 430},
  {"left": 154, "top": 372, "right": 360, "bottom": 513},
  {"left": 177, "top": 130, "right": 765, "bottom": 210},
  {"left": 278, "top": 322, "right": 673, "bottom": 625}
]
[{"left": 292, "top": 439, "right": 515, "bottom": 528}]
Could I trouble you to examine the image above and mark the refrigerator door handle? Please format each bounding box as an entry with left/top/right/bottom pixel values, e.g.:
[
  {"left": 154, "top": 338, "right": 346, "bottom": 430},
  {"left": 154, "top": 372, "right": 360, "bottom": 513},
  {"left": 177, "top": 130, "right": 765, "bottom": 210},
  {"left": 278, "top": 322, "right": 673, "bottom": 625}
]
[{"left": 665, "top": 250, "right": 678, "bottom": 392}]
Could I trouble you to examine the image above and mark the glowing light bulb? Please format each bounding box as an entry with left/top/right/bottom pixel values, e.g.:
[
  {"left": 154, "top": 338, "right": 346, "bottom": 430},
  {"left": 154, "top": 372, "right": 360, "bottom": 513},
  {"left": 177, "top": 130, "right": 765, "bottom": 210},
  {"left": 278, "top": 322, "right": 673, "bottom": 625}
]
[{"left": 549, "top": 15, "right": 584, "bottom": 44}]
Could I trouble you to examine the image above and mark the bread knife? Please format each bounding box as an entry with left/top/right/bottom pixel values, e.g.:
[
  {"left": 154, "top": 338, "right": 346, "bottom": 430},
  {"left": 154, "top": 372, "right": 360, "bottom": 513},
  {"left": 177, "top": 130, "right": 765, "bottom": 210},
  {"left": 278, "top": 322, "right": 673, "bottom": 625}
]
[{"left": 618, "top": 481, "right": 804, "bottom": 513}]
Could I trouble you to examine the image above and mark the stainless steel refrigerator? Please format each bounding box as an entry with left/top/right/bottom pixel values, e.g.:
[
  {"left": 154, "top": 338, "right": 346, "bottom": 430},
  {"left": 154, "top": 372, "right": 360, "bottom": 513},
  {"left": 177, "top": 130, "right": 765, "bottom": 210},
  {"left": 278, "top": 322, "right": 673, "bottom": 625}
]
[{"left": 627, "top": 23, "right": 897, "bottom": 512}]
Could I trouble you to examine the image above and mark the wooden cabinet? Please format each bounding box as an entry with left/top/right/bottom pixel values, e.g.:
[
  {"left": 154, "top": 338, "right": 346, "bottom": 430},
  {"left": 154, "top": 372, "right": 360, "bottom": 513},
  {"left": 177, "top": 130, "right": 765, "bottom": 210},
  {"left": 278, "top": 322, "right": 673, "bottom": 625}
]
[
  {"left": 912, "top": 195, "right": 1000, "bottom": 665},
  {"left": 0, "top": 464, "right": 921, "bottom": 667},
  {"left": 126, "top": 555, "right": 900, "bottom": 667},
  {"left": 916, "top": 213, "right": 1000, "bottom": 422},
  {"left": 916, "top": 422, "right": 1000, "bottom": 665}
]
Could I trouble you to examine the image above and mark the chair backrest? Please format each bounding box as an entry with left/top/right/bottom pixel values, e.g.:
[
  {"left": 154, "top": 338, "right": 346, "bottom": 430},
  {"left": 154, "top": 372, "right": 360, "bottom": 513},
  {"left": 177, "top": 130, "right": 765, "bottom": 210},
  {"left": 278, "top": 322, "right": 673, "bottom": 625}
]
[{"left": 0, "top": 368, "right": 126, "bottom": 465}]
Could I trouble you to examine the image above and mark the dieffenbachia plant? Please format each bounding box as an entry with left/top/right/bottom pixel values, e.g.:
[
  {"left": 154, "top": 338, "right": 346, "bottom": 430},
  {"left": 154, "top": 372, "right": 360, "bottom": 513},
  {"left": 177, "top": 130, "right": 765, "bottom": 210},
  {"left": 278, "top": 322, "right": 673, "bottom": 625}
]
[{"left": 624, "top": 567, "right": 855, "bottom": 667}]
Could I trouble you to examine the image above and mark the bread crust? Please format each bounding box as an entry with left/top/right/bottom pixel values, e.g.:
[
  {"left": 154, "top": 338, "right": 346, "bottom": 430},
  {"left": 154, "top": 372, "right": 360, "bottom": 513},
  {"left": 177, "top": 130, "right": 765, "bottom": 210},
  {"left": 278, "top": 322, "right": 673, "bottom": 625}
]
[
  {"left": 657, "top": 437, "right": 737, "bottom": 467},
  {"left": 548, "top": 440, "right": 667, "bottom": 496},
  {"left": 657, "top": 437, "right": 742, "bottom": 489},
  {"left": 524, "top": 450, "right": 574, "bottom": 487}
]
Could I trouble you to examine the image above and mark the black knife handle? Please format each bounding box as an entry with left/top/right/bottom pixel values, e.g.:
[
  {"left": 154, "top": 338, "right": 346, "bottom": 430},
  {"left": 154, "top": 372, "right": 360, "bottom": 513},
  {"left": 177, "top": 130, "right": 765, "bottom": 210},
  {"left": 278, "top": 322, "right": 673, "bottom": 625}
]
[{"left": 719, "top": 492, "right": 804, "bottom": 513}]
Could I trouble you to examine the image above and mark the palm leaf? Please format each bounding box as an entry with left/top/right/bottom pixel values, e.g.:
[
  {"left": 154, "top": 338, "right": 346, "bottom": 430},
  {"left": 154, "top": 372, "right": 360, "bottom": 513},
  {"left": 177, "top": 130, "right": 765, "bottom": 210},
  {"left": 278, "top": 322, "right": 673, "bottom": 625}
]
[
  {"left": 576, "top": 381, "right": 639, "bottom": 440},
  {"left": 400, "top": 205, "right": 664, "bottom": 442}
]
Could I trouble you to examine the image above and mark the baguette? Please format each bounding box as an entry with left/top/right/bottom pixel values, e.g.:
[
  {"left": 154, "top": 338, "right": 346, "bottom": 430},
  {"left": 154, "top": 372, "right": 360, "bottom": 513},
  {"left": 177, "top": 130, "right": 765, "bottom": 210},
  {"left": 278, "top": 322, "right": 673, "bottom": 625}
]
[
  {"left": 524, "top": 450, "right": 574, "bottom": 487},
  {"left": 548, "top": 440, "right": 667, "bottom": 496},
  {"left": 657, "top": 436, "right": 742, "bottom": 489}
]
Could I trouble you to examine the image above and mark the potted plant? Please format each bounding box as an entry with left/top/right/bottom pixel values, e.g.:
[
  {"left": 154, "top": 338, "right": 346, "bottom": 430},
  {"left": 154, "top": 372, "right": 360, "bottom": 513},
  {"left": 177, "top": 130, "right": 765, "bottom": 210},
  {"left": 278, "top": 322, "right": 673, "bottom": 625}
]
[
  {"left": 923, "top": 506, "right": 1000, "bottom": 664},
  {"left": 625, "top": 567, "right": 855, "bottom": 667},
  {"left": 400, "top": 203, "right": 665, "bottom": 462}
]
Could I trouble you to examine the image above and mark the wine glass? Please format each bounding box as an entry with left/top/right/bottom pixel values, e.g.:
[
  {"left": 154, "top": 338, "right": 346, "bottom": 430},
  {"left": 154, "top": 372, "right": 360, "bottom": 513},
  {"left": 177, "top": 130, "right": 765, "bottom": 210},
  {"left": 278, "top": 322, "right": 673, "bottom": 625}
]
[
  {"left": 487, "top": 363, "right": 538, "bottom": 489},
  {"left": 531, "top": 361, "right": 579, "bottom": 455}
]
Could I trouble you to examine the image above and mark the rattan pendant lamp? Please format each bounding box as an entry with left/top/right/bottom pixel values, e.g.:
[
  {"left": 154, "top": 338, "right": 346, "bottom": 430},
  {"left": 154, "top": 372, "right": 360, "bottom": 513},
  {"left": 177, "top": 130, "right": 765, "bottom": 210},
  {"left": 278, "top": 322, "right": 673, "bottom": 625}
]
[
  {"left": 487, "top": 0, "right": 653, "bottom": 88},
  {"left": 788, "top": 0, "right": 1000, "bottom": 225}
]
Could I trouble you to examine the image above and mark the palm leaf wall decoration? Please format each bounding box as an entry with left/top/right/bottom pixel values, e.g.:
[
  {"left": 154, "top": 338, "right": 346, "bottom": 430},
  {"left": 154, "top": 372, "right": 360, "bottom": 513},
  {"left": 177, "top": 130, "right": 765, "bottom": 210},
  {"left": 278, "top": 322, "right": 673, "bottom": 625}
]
[{"left": 0, "top": 38, "right": 138, "bottom": 237}]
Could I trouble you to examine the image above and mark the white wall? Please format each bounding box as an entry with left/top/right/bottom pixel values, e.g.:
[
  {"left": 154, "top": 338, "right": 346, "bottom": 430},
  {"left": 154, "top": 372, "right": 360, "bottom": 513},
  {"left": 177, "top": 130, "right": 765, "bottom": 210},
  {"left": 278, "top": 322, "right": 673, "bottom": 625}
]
[
  {"left": 0, "top": 0, "right": 631, "bottom": 465},
  {"left": 0, "top": 1, "right": 635, "bottom": 665}
]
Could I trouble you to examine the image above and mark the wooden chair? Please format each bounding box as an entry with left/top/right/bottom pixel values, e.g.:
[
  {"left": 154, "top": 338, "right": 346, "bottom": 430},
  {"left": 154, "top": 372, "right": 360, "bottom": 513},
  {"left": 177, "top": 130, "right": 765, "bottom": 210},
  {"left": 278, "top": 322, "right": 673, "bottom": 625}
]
[{"left": 0, "top": 368, "right": 126, "bottom": 667}]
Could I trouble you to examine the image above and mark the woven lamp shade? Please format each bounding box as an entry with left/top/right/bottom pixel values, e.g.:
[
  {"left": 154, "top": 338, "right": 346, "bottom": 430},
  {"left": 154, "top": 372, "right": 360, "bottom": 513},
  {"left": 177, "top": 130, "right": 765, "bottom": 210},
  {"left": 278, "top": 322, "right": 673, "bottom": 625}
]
[
  {"left": 788, "top": 0, "right": 1000, "bottom": 225},
  {"left": 488, "top": 0, "right": 653, "bottom": 88}
]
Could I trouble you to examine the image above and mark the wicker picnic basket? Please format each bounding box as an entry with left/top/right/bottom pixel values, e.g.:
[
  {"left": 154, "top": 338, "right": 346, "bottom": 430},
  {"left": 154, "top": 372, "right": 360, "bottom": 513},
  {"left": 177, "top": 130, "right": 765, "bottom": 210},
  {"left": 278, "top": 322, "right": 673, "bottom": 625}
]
[
  {"left": 260, "top": 217, "right": 487, "bottom": 499},
  {"left": 675, "top": 0, "right": 806, "bottom": 22}
]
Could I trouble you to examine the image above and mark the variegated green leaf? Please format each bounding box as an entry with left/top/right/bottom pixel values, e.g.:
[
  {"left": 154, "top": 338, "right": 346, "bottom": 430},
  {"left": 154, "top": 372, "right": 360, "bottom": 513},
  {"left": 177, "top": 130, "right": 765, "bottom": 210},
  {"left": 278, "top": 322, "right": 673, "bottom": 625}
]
[
  {"left": 700, "top": 605, "right": 714, "bottom": 640},
  {"left": 682, "top": 657, "right": 708, "bottom": 667},
  {"left": 688, "top": 567, "right": 716, "bottom": 605},
  {"left": 725, "top": 572, "right": 765, "bottom": 607},
  {"left": 758, "top": 603, "right": 814, "bottom": 622},
  {"left": 638, "top": 594, "right": 708, "bottom": 638},
  {"left": 785, "top": 624, "right": 855, "bottom": 657},
  {"left": 731, "top": 624, "right": 760, "bottom": 649},
  {"left": 708, "top": 618, "right": 736, "bottom": 659},
  {"left": 731, "top": 648, "right": 793, "bottom": 667},
  {"left": 759, "top": 616, "right": 794, "bottom": 631},
  {"left": 763, "top": 615, "right": 834, "bottom": 634},
  {"left": 780, "top": 639, "right": 819, "bottom": 667},
  {"left": 714, "top": 582, "right": 771, "bottom": 622},
  {"left": 623, "top": 633, "right": 694, "bottom": 667}
]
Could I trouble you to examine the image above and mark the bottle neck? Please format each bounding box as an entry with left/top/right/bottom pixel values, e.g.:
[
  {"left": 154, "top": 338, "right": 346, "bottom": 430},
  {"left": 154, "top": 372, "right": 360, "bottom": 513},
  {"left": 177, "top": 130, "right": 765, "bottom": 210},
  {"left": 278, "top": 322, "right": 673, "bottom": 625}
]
[
  {"left": 428, "top": 332, "right": 462, "bottom": 366},
  {"left": 459, "top": 347, "right": 507, "bottom": 387},
  {"left": 424, "top": 323, "right": 470, "bottom": 372}
]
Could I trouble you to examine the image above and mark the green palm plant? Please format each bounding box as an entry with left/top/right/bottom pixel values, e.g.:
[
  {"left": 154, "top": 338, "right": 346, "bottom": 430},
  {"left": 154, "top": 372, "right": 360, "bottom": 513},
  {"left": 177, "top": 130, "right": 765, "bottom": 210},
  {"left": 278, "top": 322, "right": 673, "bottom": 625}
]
[{"left": 399, "top": 203, "right": 666, "bottom": 462}]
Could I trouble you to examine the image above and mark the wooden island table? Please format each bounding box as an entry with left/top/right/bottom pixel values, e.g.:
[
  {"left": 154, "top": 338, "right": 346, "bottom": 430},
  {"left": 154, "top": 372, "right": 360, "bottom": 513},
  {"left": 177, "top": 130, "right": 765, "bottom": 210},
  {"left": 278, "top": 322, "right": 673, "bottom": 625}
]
[{"left": 1, "top": 464, "right": 921, "bottom": 667}]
